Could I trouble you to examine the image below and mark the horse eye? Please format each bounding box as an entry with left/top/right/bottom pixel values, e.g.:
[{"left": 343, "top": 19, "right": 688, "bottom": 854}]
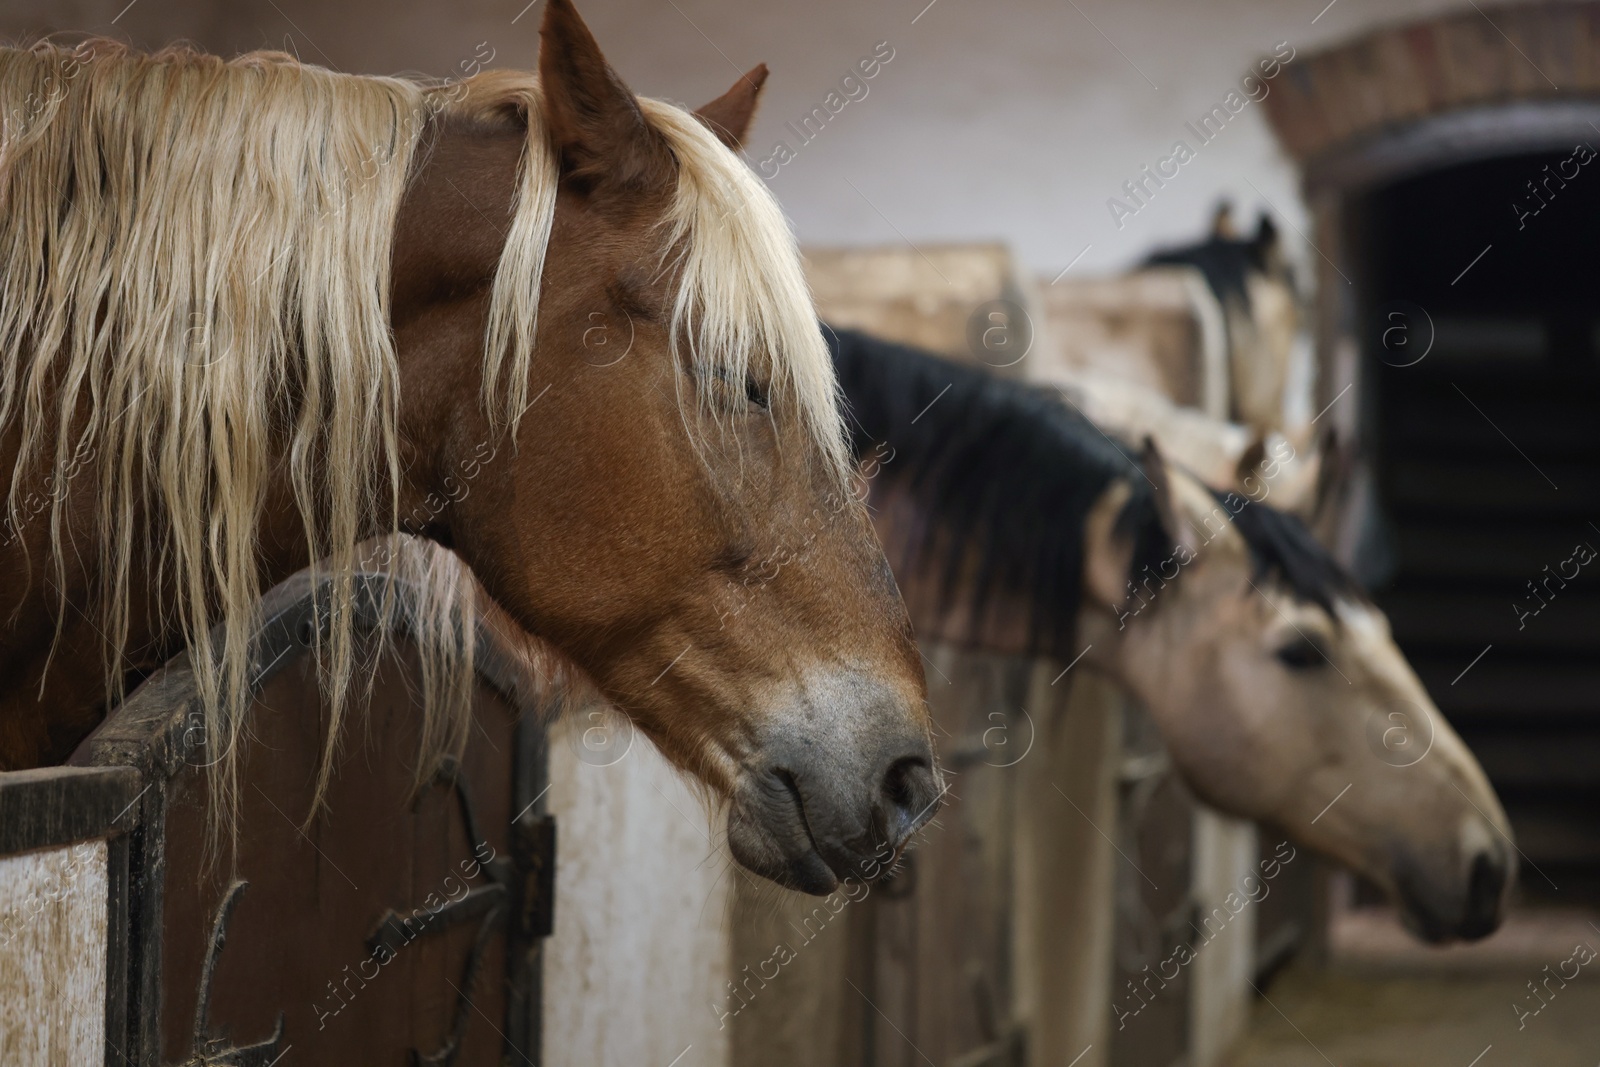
[
  {"left": 745, "top": 376, "right": 770, "bottom": 410},
  {"left": 1275, "top": 638, "right": 1325, "bottom": 670},
  {"left": 701, "top": 367, "right": 768, "bottom": 413}
]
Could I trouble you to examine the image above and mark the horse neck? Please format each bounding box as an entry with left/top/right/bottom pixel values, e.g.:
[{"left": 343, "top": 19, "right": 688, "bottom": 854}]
[
  {"left": 866, "top": 476, "right": 1088, "bottom": 662},
  {"left": 247, "top": 122, "right": 526, "bottom": 584},
  {"left": 387, "top": 119, "right": 526, "bottom": 546},
  {"left": 391, "top": 119, "right": 523, "bottom": 324}
]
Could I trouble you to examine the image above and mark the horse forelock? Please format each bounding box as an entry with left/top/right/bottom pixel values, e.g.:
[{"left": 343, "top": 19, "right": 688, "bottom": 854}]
[
  {"left": 1203, "top": 486, "right": 1367, "bottom": 618},
  {"left": 1142, "top": 229, "right": 1293, "bottom": 313},
  {"left": 641, "top": 99, "right": 850, "bottom": 484},
  {"left": 464, "top": 76, "right": 848, "bottom": 485}
]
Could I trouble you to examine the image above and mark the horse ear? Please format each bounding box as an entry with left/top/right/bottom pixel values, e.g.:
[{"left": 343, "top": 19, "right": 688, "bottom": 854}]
[
  {"left": 1255, "top": 211, "right": 1279, "bottom": 250},
  {"left": 1083, "top": 439, "right": 1191, "bottom": 612},
  {"left": 1138, "top": 436, "right": 1188, "bottom": 548},
  {"left": 1211, "top": 200, "right": 1236, "bottom": 239},
  {"left": 1310, "top": 424, "right": 1347, "bottom": 528},
  {"left": 1235, "top": 434, "right": 1268, "bottom": 489},
  {"left": 695, "top": 65, "right": 769, "bottom": 151},
  {"left": 538, "top": 0, "right": 673, "bottom": 190},
  {"left": 1083, "top": 481, "right": 1136, "bottom": 612}
]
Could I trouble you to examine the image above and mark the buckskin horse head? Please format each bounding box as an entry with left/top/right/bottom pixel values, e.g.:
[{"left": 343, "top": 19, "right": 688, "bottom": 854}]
[{"left": 831, "top": 327, "right": 1512, "bottom": 941}]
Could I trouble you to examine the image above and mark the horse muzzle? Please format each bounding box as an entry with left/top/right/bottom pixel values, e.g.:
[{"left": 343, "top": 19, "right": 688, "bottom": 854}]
[
  {"left": 726, "top": 728, "right": 943, "bottom": 895},
  {"left": 1393, "top": 836, "right": 1515, "bottom": 944}
]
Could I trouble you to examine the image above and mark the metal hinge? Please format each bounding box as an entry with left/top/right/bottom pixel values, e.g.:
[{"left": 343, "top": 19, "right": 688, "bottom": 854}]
[{"left": 512, "top": 810, "right": 557, "bottom": 939}]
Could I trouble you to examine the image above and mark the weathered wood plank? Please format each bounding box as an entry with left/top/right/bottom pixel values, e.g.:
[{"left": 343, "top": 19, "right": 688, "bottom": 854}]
[
  {"left": 1013, "top": 665, "right": 1122, "bottom": 1067},
  {"left": 0, "top": 767, "right": 142, "bottom": 854},
  {"left": 541, "top": 708, "right": 733, "bottom": 1067},
  {"left": 0, "top": 841, "right": 108, "bottom": 1065},
  {"left": 0, "top": 559, "right": 557, "bottom": 1067}
]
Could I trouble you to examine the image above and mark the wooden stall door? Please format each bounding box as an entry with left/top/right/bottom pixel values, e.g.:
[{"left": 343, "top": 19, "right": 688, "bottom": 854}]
[
  {"left": 155, "top": 652, "right": 526, "bottom": 1064},
  {"left": 850, "top": 647, "right": 1028, "bottom": 1067},
  {"left": 0, "top": 766, "right": 143, "bottom": 1067},
  {"left": 67, "top": 569, "right": 554, "bottom": 1066},
  {"left": 1107, "top": 702, "right": 1195, "bottom": 1067}
]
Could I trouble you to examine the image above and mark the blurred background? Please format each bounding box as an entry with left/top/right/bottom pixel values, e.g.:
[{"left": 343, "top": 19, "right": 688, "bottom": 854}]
[
  {"left": 8, "top": 1, "right": 1600, "bottom": 1065},
  {"left": 0, "top": 0, "right": 1504, "bottom": 276}
]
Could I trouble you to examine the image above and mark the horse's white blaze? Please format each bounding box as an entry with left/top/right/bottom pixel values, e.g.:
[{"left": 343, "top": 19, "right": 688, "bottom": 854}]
[{"left": 1335, "top": 599, "right": 1389, "bottom": 642}]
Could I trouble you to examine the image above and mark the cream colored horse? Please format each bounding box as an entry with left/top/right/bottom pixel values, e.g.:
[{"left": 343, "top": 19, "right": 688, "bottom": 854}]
[
  {"left": 1036, "top": 205, "right": 1322, "bottom": 515},
  {"left": 833, "top": 327, "right": 1514, "bottom": 943},
  {"left": 1076, "top": 463, "right": 1510, "bottom": 942}
]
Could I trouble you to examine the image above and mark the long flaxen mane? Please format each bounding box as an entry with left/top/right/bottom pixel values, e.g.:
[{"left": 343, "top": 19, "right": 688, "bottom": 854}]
[{"left": 0, "top": 40, "right": 846, "bottom": 830}]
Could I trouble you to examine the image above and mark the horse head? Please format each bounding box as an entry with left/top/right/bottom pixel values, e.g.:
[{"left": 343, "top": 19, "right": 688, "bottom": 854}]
[
  {"left": 1084, "top": 448, "right": 1513, "bottom": 942},
  {"left": 390, "top": 0, "right": 941, "bottom": 893}
]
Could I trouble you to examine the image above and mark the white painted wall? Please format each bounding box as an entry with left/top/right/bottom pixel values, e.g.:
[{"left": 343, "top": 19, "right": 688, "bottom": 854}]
[
  {"left": 542, "top": 706, "right": 732, "bottom": 1067},
  {"left": 5, "top": 0, "right": 1548, "bottom": 279},
  {"left": 0, "top": 840, "right": 108, "bottom": 1066},
  {"left": 563, "top": 0, "right": 1538, "bottom": 278}
]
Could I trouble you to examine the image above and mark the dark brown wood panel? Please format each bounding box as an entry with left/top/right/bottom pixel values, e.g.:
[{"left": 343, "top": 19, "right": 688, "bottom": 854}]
[
  {"left": 859, "top": 649, "right": 1030, "bottom": 1067},
  {"left": 154, "top": 649, "right": 520, "bottom": 1065},
  {"left": 54, "top": 565, "right": 552, "bottom": 1067}
]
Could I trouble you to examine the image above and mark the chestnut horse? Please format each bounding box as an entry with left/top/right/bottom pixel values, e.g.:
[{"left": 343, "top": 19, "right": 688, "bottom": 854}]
[
  {"left": 0, "top": 0, "right": 939, "bottom": 894},
  {"left": 829, "top": 327, "right": 1513, "bottom": 943}
]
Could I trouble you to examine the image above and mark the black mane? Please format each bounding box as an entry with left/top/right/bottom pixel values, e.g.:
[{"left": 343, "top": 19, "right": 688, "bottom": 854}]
[
  {"left": 1212, "top": 488, "right": 1367, "bottom": 616},
  {"left": 1140, "top": 211, "right": 1289, "bottom": 317},
  {"left": 825, "top": 326, "right": 1366, "bottom": 653},
  {"left": 1142, "top": 232, "right": 1263, "bottom": 312},
  {"left": 826, "top": 326, "right": 1171, "bottom": 654}
]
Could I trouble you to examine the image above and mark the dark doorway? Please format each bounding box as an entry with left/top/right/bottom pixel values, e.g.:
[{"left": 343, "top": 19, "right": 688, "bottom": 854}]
[{"left": 1358, "top": 146, "right": 1600, "bottom": 907}]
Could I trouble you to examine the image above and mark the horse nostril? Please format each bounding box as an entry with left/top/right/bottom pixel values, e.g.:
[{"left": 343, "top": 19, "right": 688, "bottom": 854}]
[
  {"left": 1462, "top": 848, "right": 1508, "bottom": 941},
  {"left": 879, "top": 756, "right": 939, "bottom": 847},
  {"left": 883, "top": 758, "right": 916, "bottom": 808}
]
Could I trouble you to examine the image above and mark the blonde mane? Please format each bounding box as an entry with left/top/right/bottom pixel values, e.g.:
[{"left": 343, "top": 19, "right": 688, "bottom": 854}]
[{"left": 0, "top": 41, "right": 846, "bottom": 834}]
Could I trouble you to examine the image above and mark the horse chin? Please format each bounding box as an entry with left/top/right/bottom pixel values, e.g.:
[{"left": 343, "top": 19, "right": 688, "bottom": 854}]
[
  {"left": 719, "top": 681, "right": 943, "bottom": 895},
  {"left": 726, "top": 791, "right": 841, "bottom": 896},
  {"left": 1394, "top": 900, "right": 1503, "bottom": 945},
  {"left": 1395, "top": 895, "right": 1461, "bottom": 946}
]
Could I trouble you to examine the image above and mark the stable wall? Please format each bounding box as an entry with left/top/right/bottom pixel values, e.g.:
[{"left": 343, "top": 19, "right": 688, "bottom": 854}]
[{"left": 0, "top": 0, "right": 1553, "bottom": 277}]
